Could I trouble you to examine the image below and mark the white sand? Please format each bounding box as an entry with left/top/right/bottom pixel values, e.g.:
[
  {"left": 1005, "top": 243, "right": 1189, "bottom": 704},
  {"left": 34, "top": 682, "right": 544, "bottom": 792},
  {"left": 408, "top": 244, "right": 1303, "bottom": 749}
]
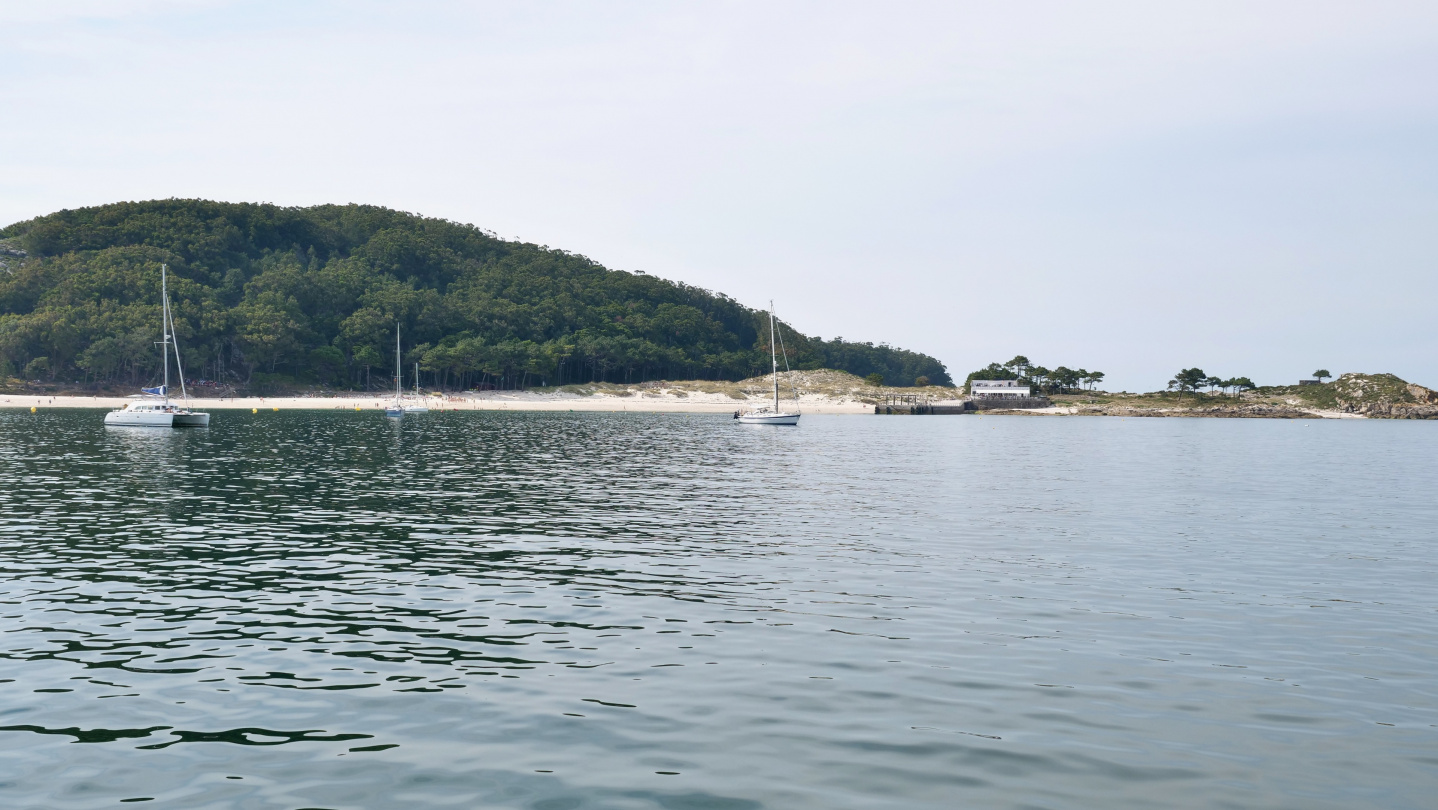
[{"left": 0, "top": 391, "right": 874, "bottom": 414}]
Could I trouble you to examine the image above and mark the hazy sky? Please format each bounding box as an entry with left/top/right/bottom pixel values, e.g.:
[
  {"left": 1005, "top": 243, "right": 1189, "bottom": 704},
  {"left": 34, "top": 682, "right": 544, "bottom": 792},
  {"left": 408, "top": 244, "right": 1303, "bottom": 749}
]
[{"left": 2, "top": 1, "right": 1435, "bottom": 390}]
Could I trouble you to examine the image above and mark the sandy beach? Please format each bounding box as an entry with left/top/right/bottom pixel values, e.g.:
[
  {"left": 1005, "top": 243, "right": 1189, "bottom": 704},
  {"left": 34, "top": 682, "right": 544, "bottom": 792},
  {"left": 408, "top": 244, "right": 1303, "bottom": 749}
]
[
  {"left": 0, "top": 390, "right": 876, "bottom": 415},
  {"left": 0, "top": 393, "right": 1383, "bottom": 419}
]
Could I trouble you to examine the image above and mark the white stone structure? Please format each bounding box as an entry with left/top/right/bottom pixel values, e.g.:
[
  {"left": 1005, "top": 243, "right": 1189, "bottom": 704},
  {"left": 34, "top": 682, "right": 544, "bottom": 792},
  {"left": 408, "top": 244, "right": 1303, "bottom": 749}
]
[{"left": 970, "top": 380, "right": 1031, "bottom": 398}]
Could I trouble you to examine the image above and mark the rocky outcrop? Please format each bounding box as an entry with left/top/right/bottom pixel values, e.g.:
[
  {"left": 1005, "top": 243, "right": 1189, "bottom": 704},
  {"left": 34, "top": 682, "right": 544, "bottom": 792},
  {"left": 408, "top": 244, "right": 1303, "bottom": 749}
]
[
  {"left": 1337, "top": 401, "right": 1438, "bottom": 419},
  {"left": 1329, "top": 374, "right": 1438, "bottom": 419},
  {"left": 0, "top": 239, "right": 24, "bottom": 273},
  {"left": 1072, "top": 404, "right": 1318, "bottom": 419},
  {"left": 966, "top": 373, "right": 1437, "bottom": 419}
]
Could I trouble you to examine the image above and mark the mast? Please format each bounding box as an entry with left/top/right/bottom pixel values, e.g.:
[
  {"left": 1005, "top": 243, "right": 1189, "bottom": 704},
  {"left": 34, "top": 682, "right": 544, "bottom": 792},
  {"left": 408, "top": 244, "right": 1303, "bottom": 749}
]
[
  {"left": 769, "top": 301, "right": 778, "bottom": 412},
  {"left": 773, "top": 303, "right": 799, "bottom": 410},
  {"left": 161, "top": 264, "right": 171, "bottom": 406},
  {"left": 414, "top": 362, "right": 420, "bottom": 396},
  {"left": 166, "top": 288, "right": 189, "bottom": 405},
  {"left": 395, "top": 322, "right": 402, "bottom": 400}
]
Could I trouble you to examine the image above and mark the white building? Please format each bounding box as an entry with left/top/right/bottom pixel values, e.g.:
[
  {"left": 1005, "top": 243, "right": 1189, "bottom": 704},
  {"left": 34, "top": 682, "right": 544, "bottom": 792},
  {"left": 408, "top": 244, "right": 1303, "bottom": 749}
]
[{"left": 970, "top": 379, "right": 1030, "bottom": 398}]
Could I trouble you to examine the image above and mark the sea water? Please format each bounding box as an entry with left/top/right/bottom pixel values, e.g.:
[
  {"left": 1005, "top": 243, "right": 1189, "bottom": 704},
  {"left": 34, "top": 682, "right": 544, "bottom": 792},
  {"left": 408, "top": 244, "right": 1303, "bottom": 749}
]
[{"left": 0, "top": 410, "right": 1434, "bottom": 809}]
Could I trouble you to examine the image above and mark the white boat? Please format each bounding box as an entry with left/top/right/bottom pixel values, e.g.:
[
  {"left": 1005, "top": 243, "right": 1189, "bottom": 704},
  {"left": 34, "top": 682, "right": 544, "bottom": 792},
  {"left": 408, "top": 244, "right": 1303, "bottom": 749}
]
[
  {"left": 736, "top": 301, "right": 801, "bottom": 426},
  {"left": 105, "top": 264, "right": 210, "bottom": 428},
  {"left": 385, "top": 323, "right": 405, "bottom": 419},
  {"left": 736, "top": 408, "right": 800, "bottom": 426},
  {"left": 403, "top": 362, "right": 429, "bottom": 413}
]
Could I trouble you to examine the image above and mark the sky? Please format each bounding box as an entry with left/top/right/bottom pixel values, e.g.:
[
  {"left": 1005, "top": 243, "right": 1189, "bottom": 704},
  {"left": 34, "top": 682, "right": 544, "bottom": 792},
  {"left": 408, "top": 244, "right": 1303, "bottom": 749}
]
[{"left": 1, "top": 1, "right": 1435, "bottom": 391}]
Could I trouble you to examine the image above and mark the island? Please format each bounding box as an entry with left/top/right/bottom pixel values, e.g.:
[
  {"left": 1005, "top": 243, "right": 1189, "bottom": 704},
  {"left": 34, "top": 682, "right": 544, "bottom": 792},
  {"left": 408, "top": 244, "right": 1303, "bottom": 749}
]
[{"left": 0, "top": 200, "right": 950, "bottom": 398}]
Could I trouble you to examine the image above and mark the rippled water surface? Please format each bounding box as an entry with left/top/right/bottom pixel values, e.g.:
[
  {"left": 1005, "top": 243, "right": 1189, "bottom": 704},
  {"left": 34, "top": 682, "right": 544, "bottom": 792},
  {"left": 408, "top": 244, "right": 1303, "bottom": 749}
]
[{"left": 1, "top": 409, "right": 1435, "bottom": 809}]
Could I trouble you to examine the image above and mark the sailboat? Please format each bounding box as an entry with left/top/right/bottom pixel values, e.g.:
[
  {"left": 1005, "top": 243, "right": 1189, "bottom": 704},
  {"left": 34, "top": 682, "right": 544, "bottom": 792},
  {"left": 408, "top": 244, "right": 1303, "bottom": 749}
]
[
  {"left": 104, "top": 264, "right": 210, "bottom": 427},
  {"left": 385, "top": 323, "right": 405, "bottom": 419},
  {"left": 403, "top": 361, "right": 429, "bottom": 413},
  {"left": 735, "top": 301, "right": 801, "bottom": 425}
]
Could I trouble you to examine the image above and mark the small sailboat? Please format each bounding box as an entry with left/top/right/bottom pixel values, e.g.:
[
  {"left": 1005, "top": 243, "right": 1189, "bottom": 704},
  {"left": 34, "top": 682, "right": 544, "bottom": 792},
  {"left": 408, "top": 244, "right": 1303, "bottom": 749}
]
[
  {"left": 736, "top": 301, "right": 801, "bottom": 426},
  {"left": 403, "top": 362, "right": 429, "bottom": 414},
  {"left": 105, "top": 264, "right": 210, "bottom": 428},
  {"left": 385, "top": 323, "right": 405, "bottom": 419}
]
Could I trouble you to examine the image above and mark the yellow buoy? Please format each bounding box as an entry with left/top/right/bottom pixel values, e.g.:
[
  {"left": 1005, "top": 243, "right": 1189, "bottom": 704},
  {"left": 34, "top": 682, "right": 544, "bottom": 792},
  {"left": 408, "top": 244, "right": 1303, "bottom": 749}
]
[
  {"left": 272, "top": 407, "right": 278, "bottom": 412},
  {"left": 252, "top": 408, "right": 258, "bottom": 414},
  {"left": 355, "top": 405, "right": 361, "bottom": 411},
  {"left": 31, "top": 406, "right": 36, "bottom": 413}
]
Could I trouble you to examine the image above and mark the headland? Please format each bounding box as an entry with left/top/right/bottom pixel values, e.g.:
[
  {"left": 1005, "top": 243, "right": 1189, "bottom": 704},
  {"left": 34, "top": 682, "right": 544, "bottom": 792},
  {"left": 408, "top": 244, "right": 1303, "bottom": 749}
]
[{"left": 976, "top": 373, "right": 1438, "bottom": 420}]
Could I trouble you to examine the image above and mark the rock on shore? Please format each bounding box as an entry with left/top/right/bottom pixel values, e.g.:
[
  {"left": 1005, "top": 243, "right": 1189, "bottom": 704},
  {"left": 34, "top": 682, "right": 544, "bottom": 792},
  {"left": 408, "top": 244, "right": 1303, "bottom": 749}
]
[
  {"left": 993, "top": 373, "right": 1438, "bottom": 420},
  {"left": 1328, "top": 374, "right": 1438, "bottom": 419},
  {"left": 1071, "top": 404, "right": 1321, "bottom": 418}
]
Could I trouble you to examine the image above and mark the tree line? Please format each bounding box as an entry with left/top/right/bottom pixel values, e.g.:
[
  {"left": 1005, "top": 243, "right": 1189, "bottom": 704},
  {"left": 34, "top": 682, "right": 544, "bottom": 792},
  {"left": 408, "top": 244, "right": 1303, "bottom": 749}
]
[
  {"left": 1166, "top": 368, "right": 1257, "bottom": 397},
  {"left": 0, "top": 200, "right": 952, "bottom": 392},
  {"left": 964, "top": 355, "right": 1105, "bottom": 395}
]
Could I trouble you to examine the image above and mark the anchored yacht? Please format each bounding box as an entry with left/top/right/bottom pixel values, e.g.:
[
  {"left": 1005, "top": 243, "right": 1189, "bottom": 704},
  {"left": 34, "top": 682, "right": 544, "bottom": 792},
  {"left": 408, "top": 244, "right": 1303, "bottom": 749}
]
[
  {"left": 735, "top": 301, "right": 801, "bottom": 426},
  {"left": 403, "top": 362, "right": 429, "bottom": 413},
  {"left": 385, "top": 323, "right": 405, "bottom": 419},
  {"left": 104, "top": 264, "right": 210, "bottom": 428}
]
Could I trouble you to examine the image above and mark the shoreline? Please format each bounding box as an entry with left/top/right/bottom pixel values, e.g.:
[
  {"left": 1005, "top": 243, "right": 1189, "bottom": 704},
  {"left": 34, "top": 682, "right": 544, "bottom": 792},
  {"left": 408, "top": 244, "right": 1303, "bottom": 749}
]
[
  {"left": 4, "top": 391, "right": 1431, "bottom": 420},
  {"left": 5, "top": 373, "right": 1432, "bottom": 420},
  {"left": 0, "top": 392, "right": 875, "bottom": 415},
  {"left": 983, "top": 405, "right": 1368, "bottom": 419},
  {"left": 0, "top": 393, "right": 1376, "bottom": 419}
]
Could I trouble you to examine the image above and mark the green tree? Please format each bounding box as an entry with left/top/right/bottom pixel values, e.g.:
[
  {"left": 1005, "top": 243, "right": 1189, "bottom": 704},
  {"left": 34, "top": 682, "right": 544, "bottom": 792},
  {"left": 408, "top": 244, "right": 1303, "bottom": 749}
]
[
  {"left": 1052, "top": 366, "right": 1081, "bottom": 393},
  {"left": 865, "top": 373, "right": 884, "bottom": 386},
  {"left": 235, "top": 292, "right": 304, "bottom": 376},
  {"left": 1029, "top": 366, "right": 1051, "bottom": 393},
  {"left": 23, "top": 356, "right": 49, "bottom": 380},
  {"left": 915, "top": 375, "right": 929, "bottom": 386},
  {"left": 0, "top": 199, "right": 956, "bottom": 390},
  {"left": 352, "top": 345, "right": 382, "bottom": 390},
  {"left": 1171, "top": 367, "right": 1207, "bottom": 396},
  {"left": 1313, "top": 369, "right": 1331, "bottom": 382},
  {"left": 309, "top": 345, "right": 346, "bottom": 385}
]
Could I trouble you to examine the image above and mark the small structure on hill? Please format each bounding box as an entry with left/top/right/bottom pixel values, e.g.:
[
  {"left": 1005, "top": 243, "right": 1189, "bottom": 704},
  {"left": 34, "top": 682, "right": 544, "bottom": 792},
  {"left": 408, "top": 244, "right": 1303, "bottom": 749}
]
[
  {"left": 1298, "top": 379, "right": 1321, "bottom": 386},
  {"left": 971, "top": 380, "right": 1030, "bottom": 398}
]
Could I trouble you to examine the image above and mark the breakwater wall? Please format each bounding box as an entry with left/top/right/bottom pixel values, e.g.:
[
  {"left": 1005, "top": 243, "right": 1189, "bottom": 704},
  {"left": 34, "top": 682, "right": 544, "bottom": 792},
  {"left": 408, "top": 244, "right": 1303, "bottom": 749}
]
[
  {"left": 873, "top": 396, "right": 1053, "bottom": 415},
  {"left": 969, "top": 397, "right": 1052, "bottom": 411}
]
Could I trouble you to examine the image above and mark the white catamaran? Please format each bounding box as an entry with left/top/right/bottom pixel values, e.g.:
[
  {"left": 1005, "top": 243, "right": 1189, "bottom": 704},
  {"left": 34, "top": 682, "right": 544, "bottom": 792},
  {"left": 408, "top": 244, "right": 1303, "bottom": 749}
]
[
  {"left": 735, "top": 301, "right": 801, "bottom": 426},
  {"left": 104, "top": 264, "right": 210, "bottom": 428}
]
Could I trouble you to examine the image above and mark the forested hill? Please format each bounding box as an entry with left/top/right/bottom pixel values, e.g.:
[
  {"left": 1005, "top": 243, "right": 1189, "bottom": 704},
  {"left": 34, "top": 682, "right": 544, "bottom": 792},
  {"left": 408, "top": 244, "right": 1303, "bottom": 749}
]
[{"left": 0, "top": 200, "right": 951, "bottom": 391}]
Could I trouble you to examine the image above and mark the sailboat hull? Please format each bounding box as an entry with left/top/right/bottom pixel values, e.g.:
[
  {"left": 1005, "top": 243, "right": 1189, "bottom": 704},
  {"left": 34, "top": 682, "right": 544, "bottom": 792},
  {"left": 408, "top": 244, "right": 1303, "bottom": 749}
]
[
  {"left": 736, "top": 413, "right": 800, "bottom": 425},
  {"left": 104, "top": 408, "right": 211, "bottom": 427},
  {"left": 104, "top": 410, "right": 175, "bottom": 427}
]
